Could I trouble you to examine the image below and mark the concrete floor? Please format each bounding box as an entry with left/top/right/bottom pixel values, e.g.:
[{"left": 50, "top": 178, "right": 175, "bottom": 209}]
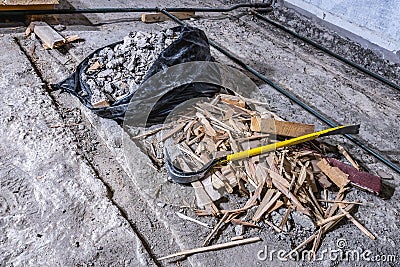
[{"left": 1, "top": 0, "right": 399, "bottom": 266}]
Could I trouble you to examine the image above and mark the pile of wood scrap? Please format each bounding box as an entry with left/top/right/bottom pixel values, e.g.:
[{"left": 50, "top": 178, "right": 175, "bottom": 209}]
[{"left": 135, "top": 93, "right": 381, "bottom": 259}]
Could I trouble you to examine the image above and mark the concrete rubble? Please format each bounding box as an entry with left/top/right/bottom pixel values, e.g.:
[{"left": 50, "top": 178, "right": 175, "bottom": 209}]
[{"left": 83, "top": 29, "right": 177, "bottom": 103}]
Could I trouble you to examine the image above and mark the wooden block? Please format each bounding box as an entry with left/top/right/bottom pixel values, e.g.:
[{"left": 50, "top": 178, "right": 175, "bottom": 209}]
[
  {"left": 220, "top": 94, "right": 246, "bottom": 108},
  {"left": 250, "top": 117, "right": 315, "bottom": 137},
  {"left": 92, "top": 99, "right": 110, "bottom": 109},
  {"left": 32, "top": 21, "right": 65, "bottom": 49},
  {"left": 327, "top": 158, "right": 381, "bottom": 195},
  {"left": 141, "top": 12, "right": 195, "bottom": 23},
  {"left": 317, "top": 158, "right": 349, "bottom": 188}
]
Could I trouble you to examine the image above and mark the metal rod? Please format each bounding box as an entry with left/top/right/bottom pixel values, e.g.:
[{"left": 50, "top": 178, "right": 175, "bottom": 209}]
[
  {"left": 0, "top": 3, "right": 270, "bottom": 16},
  {"left": 252, "top": 11, "right": 400, "bottom": 92},
  {"left": 161, "top": 10, "right": 400, "bottom": 174}
]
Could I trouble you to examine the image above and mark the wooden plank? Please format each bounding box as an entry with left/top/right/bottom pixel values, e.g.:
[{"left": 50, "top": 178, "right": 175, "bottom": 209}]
[
  {"left": 251, "top": 117, "right": 315, "bottom": 137},
  {"left": 6, "top": 0, "right": 58, "bottom": 4},
  {"left": 141, "top": 11, "right": 195, "bottom": 23},
  {"left": 317, "top": 158, "right": 349, "bottom": 188},
  {"left": 31, "top": 21, "right": 65, "bottom": 49}
]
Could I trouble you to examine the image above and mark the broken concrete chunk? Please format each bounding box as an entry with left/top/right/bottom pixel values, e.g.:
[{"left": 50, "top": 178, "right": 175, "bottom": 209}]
[{"left": 82, "top": 29, "right": 178, "bottom": 104}]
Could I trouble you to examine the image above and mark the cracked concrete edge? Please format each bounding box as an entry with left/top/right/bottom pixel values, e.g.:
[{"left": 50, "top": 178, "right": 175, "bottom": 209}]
[
  {"left": 75, "top": 100, "right": 197, "bottom": 265},
  {"left": 4, "top": 34, "right": 158, "bottom": 266}
]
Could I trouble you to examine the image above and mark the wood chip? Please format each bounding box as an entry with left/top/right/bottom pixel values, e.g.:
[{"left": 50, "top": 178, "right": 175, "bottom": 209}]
[
  {"left": 265, "top": 219, "right": 282, "bottom": 233},
  {"left": 231, "top": 236, "right": 244, "bottom": 241},
  {"left": 253, "top": 189, "right": 280, "bottom": 222},
  {"left": 88, "top": 61, "right": 101, "bottom": 72},
  {"left": 159, "top": 122, "right": 186, "bottom": 142},
  {"left": 279, "top": 206, "right": 292, "bottom": 230},
  {"left": 65, "top": 35, "right": 82, "bottom": 44},
  {"left": 31, "top": 21, "right": 65, "bottom": 49},
  {"left": 197, "top": 112, "right": 217, "bottom": 137},
  {"left": 317, "top": 158, "right": 349, "bottom": 188},
  {"left": 130, "top": 124, "right": 173, "bottom": 140},
  {"left": 176, "top": 212, "right": 212, "bottom": 228},
  {"left": 337, "top": 145, "right": 360, "bottom": 170},
  {"left": 202, "top": 213, "right": 229, "bottom": 246},
  {"left": 339, "top": 205, "right": 375, "bottom": 240},
  {"left": 231, "top": 219, "right": 260, "bottom": 228},
  {"left": 272, "top": 178, "right": 311, "bottom": 217},
  {"left": 220, "top": 94, "right": 246, "bottom": 108},
  {"left": 294, "top": 163, "right": 307, "bottom": 194},
  {"left": 317, "top": 199, "right": 363, "bottom": 205},
  {"left": 310, "top": 228, "right": 323, "bottom": 260},
  {"left": 317, "top": 213, "right": 347, "bottom": 226}
]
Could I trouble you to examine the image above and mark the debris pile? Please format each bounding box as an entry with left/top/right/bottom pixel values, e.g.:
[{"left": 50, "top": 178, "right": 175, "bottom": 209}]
[
  {"left": 136, "top": 93, "right": 381, "bottom": 260},
  {"left": 82, "top": 30, "right": 178, "bottom": 105}
]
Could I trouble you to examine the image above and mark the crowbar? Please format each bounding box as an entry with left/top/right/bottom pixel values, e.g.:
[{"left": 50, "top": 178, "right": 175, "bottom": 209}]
[{"left": 165, "top": 124, "right": 360, "bottom": 184}]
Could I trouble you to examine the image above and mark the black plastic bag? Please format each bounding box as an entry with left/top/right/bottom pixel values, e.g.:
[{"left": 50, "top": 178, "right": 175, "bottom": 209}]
[{"left": 51, "top": 25, "right": 221, "bottom": 125}]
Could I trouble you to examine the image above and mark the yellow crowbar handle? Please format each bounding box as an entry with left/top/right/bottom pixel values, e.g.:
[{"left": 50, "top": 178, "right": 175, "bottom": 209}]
[{"left": 226, "top": 125, "right": 360, "bottom": 162}]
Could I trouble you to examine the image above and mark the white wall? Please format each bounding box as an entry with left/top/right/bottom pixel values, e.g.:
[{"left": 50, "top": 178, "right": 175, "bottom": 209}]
[{"left": 284, "top": 0, "right": 400, "bottom": 55}]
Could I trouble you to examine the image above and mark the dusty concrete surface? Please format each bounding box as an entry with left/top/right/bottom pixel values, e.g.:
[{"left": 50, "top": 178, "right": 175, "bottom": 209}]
[
  {"left": 1, "top": 0, "right": 400, "bottom": 266},
  {"left": 0, "top": 36, "right": 154, "bottom": 266},
  {"left": 283, "top": 0, "right": 400, "bottom": 54}
]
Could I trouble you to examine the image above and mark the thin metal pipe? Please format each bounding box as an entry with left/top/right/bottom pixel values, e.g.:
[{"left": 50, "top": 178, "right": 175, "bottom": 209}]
[
  {"left": 0, "top": 3, "right": 270, "bottom": 16},
  {"left": 252, "top": 11, "right": 400, "bottom": 92},
  {"left": 161, "top": 10, "right": 400, "bottom": 174}
]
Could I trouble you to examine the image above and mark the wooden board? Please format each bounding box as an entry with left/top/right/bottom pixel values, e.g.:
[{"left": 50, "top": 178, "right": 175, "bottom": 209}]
[
  {"left": 251, "top": 117, "right": 315, "bottom": 137},
  {"left": 0, "top": 4, "right": 55, "bottom": 10},
  {"left": 32, "top": 21, "right": 65, "bottom": 49},
  {"left": 141, "top": 12, "right": 195, "bottom": 23}
]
